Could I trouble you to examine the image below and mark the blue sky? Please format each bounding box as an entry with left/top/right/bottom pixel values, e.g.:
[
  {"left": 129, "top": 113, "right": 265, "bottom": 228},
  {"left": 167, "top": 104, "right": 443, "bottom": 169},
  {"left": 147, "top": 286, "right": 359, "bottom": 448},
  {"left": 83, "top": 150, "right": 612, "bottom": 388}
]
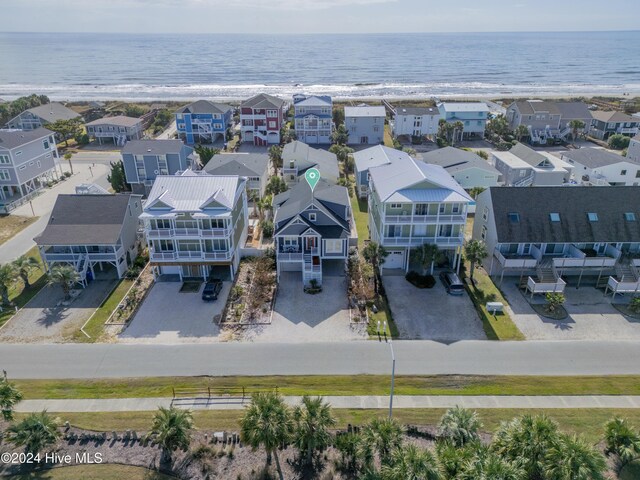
[{"left": 3, "top": 0, "right": 638, "bottom": 34}]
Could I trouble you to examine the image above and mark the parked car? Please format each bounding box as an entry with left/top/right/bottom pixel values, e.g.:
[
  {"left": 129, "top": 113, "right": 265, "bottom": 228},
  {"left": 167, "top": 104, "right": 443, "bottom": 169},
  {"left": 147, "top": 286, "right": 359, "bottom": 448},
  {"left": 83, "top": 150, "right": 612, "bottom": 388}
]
[
  {"left": 439, "top": 271, "right": 464, "bottom": 295},
  {"left": 202, "top": 279, "right": 223, "bottom": 301}
]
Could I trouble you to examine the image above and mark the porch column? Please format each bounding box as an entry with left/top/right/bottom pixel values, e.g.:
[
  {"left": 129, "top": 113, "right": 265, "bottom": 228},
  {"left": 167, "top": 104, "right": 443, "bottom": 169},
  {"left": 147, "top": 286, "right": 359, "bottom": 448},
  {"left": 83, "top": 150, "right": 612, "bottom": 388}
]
[
  {"left": 405, "top": 247, "right": 411, "bottom": 273},
  {"left": 456, "top": 247, "right": 462, "bottom": 274}
]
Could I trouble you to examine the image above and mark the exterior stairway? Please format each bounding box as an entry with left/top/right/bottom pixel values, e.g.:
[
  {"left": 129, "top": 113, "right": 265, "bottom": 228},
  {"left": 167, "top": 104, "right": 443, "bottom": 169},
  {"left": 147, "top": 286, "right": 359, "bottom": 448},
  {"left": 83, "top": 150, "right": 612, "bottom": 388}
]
[{"left": 302, "top": 253, "right": 322, "bottom": 286}]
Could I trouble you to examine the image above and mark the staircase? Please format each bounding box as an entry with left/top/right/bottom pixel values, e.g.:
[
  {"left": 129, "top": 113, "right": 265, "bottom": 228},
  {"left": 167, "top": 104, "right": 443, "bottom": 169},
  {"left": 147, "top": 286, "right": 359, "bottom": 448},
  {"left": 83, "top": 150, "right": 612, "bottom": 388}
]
[
  {"left": 559, "top": 127, "right": 571, "bottom": 139},
  {"left": 302, "top": 253, "right": 322, "bottom": 286},
  {"left": 75, "top": 254, "right": 90, "bottom": 287},
  {"left": 536, "top": 261, "right": 558, "bottom": 284},
  {"left": 115, "top": 134, "right": 127, "bottom": 147},
  {"left": 514, "top": 173, "right": 534, "bottom": 187},
  {"left": 615, "top": 260, "right": 639, "bottom": 283}
]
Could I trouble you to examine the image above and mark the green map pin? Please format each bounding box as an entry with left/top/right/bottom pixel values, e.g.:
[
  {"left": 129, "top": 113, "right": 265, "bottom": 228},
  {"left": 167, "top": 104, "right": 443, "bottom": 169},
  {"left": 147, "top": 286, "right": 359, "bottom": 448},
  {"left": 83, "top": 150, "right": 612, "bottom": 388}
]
[{"left": 305, "top": 168, "right": 320, "bottom": 191}]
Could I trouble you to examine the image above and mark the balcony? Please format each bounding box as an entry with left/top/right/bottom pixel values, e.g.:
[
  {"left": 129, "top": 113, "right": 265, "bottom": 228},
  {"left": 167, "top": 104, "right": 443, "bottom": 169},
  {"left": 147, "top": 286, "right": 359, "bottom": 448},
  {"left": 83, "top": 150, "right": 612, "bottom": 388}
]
[
  {"left": 526, "top": 276, "right": 566, "bottom": 294},
  {"left": 145, "top": 227, "right": 231, "bottom": 239},
  {"left": 42, "top": 246, "right": 124, "bottom": 262},
  {"left": 495, "top": 250, "right": 538, "bottom": 269},
  {"left": 551, "top": 244, "right": 618, "bottom": 269},
  {"left": 617, "top": 127, "right": 639, "bottom": 135},
  {"left": 384, "top": 213, "right": 465, "bottom": 224},
  {"left": 150, "top": 249, "right": 233, "bottom": 262},
  {"left": 382, "top": 236, "right": 464, "bottom": 247}
]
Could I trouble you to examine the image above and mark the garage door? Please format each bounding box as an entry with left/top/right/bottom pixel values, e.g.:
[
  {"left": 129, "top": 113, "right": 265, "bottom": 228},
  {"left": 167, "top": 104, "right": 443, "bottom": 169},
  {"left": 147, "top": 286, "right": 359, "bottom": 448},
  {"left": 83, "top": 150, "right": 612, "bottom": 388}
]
[
  {"left": 243, "top": 131, "right": 254, "bottom": 143},
  {"left": 384, "top": 251, "right": 404, "bottom": 269}
]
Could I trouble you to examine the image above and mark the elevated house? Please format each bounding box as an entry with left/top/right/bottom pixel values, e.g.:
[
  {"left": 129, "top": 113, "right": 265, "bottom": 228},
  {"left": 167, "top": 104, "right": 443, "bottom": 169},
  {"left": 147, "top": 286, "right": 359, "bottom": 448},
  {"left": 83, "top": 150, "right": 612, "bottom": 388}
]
[
  {"left": 344, "top": 105, "right": 386, "bottom": 145},
  {"left": 560, "top": 148, "right": 640, "bottom": 186},
  {"left": 240, "top": 93, "right": 287, "bottom": 146},
  {"left": 0, "top": 128, "right": 59, "bottom": 209},
  {"left": 5, "top": 103, "right": 82, "bottom": 130},
  {"left": 437, "top": 102, "right": 489, "bottom": 140},
  {"left": 121, "top": 139, "right": 198, "bottom": 196},
  {"left": 85, "top": 116, "right": 144, "bottom": 146},
  {"left": 141, "top": 172, "right": 248, "bottom": 281},
  {"left": 473, "top": 187, "right": 640, "bottom": 296},
  {"left": 353, "top": 145, "right": 409, "bottom": 199},
  {"left": 391, "top": 105, "right": 440, "bottom": 139},
  {"left": 491, "top": 143, "right": 573, "bottom": 187},
  {"left": 367, "top": 148, "right": 472, "bottom": 272},
  {"left": 203, "top": 153, "right": 270, "bottom": 198},
  {"left": 422, "top": 147, "right": 502, "bottom": 189},
  {"left": 175, "top": 100, "right": 234, "bottom": 145},
  {"left": 35, "top": 194, "right": 143, "bottom": 284},
  {"left": 273, "top": 179, "right": 353, "bottom": 287},
  {"left": 293, "top": 94, "right": 333, "bottom": 145},
  {"left": 589, "top": 111, "right": 640, "bottom": 140},
  {"left": 628, "top": 135, "right": 640, "bottom": 163},
  {"left": 281, "top": 140, "right": 339, "bottom": 186}
]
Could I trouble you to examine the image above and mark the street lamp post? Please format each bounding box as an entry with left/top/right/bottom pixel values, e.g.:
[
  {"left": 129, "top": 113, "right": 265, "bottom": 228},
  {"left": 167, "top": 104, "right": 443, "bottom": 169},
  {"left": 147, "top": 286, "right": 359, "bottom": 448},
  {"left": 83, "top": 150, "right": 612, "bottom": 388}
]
[{"left": 378, "top": 320, "right": 396, "bottom": 418}]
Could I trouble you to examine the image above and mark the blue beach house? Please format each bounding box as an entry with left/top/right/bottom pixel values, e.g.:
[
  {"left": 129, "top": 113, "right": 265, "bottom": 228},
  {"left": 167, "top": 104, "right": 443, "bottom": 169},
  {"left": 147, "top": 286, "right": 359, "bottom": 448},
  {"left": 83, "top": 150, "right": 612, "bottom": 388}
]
[{"left": 175, "top": 100, "right": 234, "bottom": 145}]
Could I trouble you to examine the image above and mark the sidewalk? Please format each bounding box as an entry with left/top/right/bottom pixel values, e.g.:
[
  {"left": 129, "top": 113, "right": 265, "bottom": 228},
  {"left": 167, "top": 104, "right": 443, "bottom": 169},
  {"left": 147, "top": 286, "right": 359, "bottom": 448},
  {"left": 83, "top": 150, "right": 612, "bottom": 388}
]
[{"left": 16, "top": 395, "right": 640, "bottom": 413}]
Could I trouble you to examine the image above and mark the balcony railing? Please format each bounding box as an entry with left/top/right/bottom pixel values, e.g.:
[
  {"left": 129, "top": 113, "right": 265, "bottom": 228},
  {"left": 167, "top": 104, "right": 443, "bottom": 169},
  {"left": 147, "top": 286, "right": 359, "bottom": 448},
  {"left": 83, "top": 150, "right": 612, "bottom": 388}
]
[
  {"left": 146, "top": 228, "right": 231, "bottom": 238},
  {"left": 384, "top": 214, "right": 465, "bottom": 224},
  {"left": 150, "top": 249, "right": 233, "bottom": 261},
  {"left": 43, "top": 247, "right": 123, "bottom": 262},
  {"left": 278, "top": 253, "right": 303, "bottom": 261},
  {"left": 495, "top": 251, "right": 538, "bottom": 269},
  {"left": 526, "top": 276, "right": 566, "bottom": 294},
  {"left": 382, "top": 236, "right": 464, "bottom": 246}
]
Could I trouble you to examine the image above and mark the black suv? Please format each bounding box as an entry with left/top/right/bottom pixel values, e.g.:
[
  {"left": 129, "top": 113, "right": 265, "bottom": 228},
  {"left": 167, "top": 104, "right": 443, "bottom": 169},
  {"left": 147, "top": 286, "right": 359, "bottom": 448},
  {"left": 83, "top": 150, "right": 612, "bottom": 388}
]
[{"left": 202, "top": 279, "right": 223, "bottom": 301}]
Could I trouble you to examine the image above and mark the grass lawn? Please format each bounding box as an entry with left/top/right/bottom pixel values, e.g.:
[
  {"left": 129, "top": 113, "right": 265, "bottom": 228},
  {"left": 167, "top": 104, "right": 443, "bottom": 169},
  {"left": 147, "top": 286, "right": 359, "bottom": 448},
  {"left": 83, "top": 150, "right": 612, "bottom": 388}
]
[
  {"left": 383, "top": 124, "right": 394, "bottom": 147},
  {"left": 464, "top": 262, "right": 525, "bottom": 341},
  {"left": 0, "top": 246, "right": 46, "bottom": 328},
  {"left": 620, "top": 461, "right": 640, "bottom": 480},
  {"left": 0, "top": 215, "right": 38, "bottom": 245},
  {"left": 7, "top": 464, "right": 175, "bottom": 480},
  {"left": 13, "top": 374, "right": 640, "bottom": 400},
  {"left": 21, "top": 408, "right": 640, "bottom": 445},
  {"left": 350, "top": 193, "right": 369, "bottom": 247},
  {"left": 367, "top": 296, "right": 399, "bottom": 338},
  {"left": 70, "top": 279, "right": 133, "bottom": 342}
]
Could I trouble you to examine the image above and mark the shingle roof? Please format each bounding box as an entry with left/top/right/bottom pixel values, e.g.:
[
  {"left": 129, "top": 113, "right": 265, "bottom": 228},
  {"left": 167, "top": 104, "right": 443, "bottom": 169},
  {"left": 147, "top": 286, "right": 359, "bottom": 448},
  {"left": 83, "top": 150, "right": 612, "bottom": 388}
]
[
  {"left": 85, "top": 115, "right": 142, "bottom": 127},
  {"left": 508, "top": 143, "right": 548, "bottom": 167},
  {"left": 488, "top": 186, "right": 640, "bottom": 243},
  {"left": 121, "top": 139, "right": 187, "bottom": 155},
  {"left": 511, "top": 100, "right": 561, "bottom": 115},
  {"left": 554, "top": 102, "right": 592, "bottom": 120},
  {"left": 35, "top": 194, "right": 137, "bottom": 246},
  {"left": 176, "top": 100, "right": 233, "bottom": 115},
  {"left": 241, "top": 93, "right": 285, "bottom": 110},
  {"left": 281, "top": 141, "right": 339, "bottom": 181},
  {"left": 561, "top": 148, "right": 627, "bottom": 169},
  {"left": 353, "top": 145, "right": 408, "bottom": 173},
  {"left": 0, "top": 127, "right": 53, "bottom": 150},
  {"left": 421, "top": 147, "right": 500, "bottom": 175},
  {"left": 24, "top": 102, "right": 81, "bottom": 122},
  {"left": 438, "top": 102, "right": 490, "bottom": 113},
  {"left": 394, "top": 106, "right": 440, "bottom": 116},
  {"left": 203, "top": 153, "right": 269, "bottom": 177},
  {"left": 344, "top": 106, "right": 386, "bottom": 118},
  {"left": 591, "top": 110, "right": 637, "bottom": 123}
]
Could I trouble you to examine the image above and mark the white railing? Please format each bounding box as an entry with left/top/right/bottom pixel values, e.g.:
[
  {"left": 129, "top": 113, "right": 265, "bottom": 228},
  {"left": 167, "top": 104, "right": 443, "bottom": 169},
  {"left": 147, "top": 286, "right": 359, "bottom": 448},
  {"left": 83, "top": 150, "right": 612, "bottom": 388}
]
[
  {"left": 617, "top": 127, "right": 639, "bottom": 135},
  {"left": 553, "top": 255, "right": 616, "bottom": 269},
  {"left": 495, "top": 251, "right": 538, "bottom": 269},
  {"left": 633, "top": 258, "right": 640, "bottom": 268},
  {"left": 384, "top": 214, "right": 466, "bottom": 224},
  {"left": 514, "top": 173, "right": 534, "bottom": 187},
  {"left": 382, "top": 236, "right": 464, "bottom": 246},
  {"left": 146, "top": 228, "right": 231, "bottom": 238},
  {"left": 526, "top": 276, "right": 566, "bottom": 294},
  {"left": 43, "top": 249, "right": 122, "bottom": 262},
  {"left": 150, "top": 249, "right": 233, "bottom": 261},
  {"left": 606, "top": 276, "right": 640, "bottom": 295},
  {"left": 304, "top": 263, "right": 321, "bottom": 273},
  {"left": 278, "top": 253, "right": 303, "bottom": 261},
  {"left": 530, "top": 244, "right": 543, "bottom": 261}
]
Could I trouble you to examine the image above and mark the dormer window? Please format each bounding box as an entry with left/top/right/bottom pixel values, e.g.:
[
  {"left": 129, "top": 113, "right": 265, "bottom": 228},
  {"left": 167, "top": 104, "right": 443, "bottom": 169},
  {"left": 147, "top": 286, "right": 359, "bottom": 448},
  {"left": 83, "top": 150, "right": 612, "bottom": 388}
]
[
  {"left": 587, "top": 212, "right": 598, "bottom": 222},
  {"left": 624, "top": 212, "right": 636, "bottom": 221},
  {"left": 308, "top": 213, "right": 316, "bottom": 222},
  {"left": 549, "top": 213, "right": 560, "bottom": 222},
  {"left": 508, "top": 212, "right": 520, "bottom": 224}
]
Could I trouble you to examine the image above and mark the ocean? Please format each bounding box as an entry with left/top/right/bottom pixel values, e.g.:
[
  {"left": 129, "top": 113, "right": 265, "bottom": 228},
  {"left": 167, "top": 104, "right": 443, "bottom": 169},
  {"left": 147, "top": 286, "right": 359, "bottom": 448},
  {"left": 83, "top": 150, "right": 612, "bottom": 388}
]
[{"left": 0, "top": 31, "right": 639, "bottom": 101}]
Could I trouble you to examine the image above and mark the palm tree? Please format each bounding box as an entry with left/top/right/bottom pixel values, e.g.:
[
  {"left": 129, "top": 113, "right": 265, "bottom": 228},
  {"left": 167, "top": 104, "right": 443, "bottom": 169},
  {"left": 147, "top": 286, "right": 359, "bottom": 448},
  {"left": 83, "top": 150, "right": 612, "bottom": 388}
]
[
  {"left": 468, "top": 186, "right": 486, "bottom": 200},
  {"left": 0, "top": 263, "right": 18, "bottom": 306},
  {"left": 331, "top": 125, "right": 350, "bottom": 145},
  {"left": 515, "top": 124, "right": 529, "bottom": 143},
  {"left": 362, "top": 242, "right": 389, "bottom": 294},
  {"left": 492, "top": 414, "right": 559, "bottom": 480},
  {"left": 381, "top": 444, "right": 440, "bottom": 480},
  {"left": 436, "top": 441, "right": 476, "bottom": 480},
  {"left": 12, "top": 255, "right": 40, "bottom": 289},
  {"left": 543, "top": 434, "right": 606, "bottom": 480},
  {"left": 149, "top": 406, "right": 194, "bottom": 463},
  {"left": 410, "top": 243, "right": 439, "bottom": 275},
  {"left": 329, "top": 144, "right": 355, "bottom": 175},
  {"left": 361, "top": 417, "right": 404, "bottom": 466},
  {"left": 63, "top": 152, "right": 74, "bottom": 174},
  {"left": 458, "top": 445, "right": 524, "bottom": 480},
  {"left": 569, "top": 119, "right": 586, "bottom": 144},
  {"left": 6, "top": 411, "right": 60, "bottom": 454},
  {"left": 604, "top": 417, "right": 640, "bottom": 473},
  {"left": 269, "top": 145, "right": 283, "bottom": 170},
  {"left": 240, "top": 391, "right": 294, "bottom": 480},
  {"left": 464, "top": 239, "right": 488, "bottom": 284},
  {"left": 0, "top": 374, "right": 23, "bottom": 421},
  {"left": 47, "top": 264, "right": 80, "bottom": 300},
  {"left": 438, "top": 406, "right": 482, "bottom": 447},
  {"left": 452, "top": 121, "right": 464, "bottom": 146},
  {"left": 293, "top": 395, "right": 336, "bottom": 465}
]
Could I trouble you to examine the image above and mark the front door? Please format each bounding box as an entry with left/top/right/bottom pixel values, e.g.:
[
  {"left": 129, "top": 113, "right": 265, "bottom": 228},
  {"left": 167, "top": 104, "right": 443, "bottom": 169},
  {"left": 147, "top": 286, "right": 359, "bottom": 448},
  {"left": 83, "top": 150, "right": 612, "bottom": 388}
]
[{"left": 305, "top": 237, "right": 317, "bottom": 252}]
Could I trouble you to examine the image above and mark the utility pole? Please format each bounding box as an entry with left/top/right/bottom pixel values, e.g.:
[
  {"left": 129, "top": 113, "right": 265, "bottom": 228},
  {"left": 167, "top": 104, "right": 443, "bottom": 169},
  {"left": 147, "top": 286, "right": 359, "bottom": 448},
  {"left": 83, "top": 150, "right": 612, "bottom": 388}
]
[{"left": 378, "top": 320, "right": 396, "bottom": 418}]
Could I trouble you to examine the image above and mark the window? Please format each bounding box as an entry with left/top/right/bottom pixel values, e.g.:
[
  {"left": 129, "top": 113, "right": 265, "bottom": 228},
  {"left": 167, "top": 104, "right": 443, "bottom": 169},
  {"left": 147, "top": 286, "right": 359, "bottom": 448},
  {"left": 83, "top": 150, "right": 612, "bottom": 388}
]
[
  {"left": 519, "top": 170, "right": 527, "bottom": 177},
  {"left": 249, "top": 176, "right": 260, "bottom": 182},
  {"left": 36, "top": 160, "right": 41, "bottom": 167},
  {"left": 621, "top": 170, "right": 627, "bottom": 175},
  {"left": 268, "top": 121, "right": 276, "bottom": 128},
  {"left": 308, "top": 213, "right": 316, "bottom": 222},
  {"left": 549, "top": 213, "right": 560, "bottom": 222},
  {"left": 624, "top": 212, "right": 636, "bottom": 221},
  {"left": 483, "top": 206, "right": 489, "bottom": 221},
  {"left": 325, "top": 239, "right": 342, "bottom": 254},
  {"left": 508, "top": 212, "right": 520, "bottom": 223},
  {"left": 290, "top": 175, "right": 295, "bottom": 180},
  {"left": 43, "top": 139, "right": 49, "bottom": 149},
  {"left": 390, "top": 203, "right": 401, "bottom": 209},
  {"left": 481, "top": 225, "right": 487, "bottom": 240},
  {"left": 636, "top": 171, "right": 640, "bottom": 178},
  {"left": 439, "top": 204, "right": 445, "bottom": 214},
  {"left": 373, "top": 125, "right": 379, "bottom": 132},
  {"left": 587, "top": 212, "right": 598, "bottom": 222},
  {"left": 176, "top": 114, "right": 183, "bottom": 120},
  {"left": 28, "top": 161, "right": 34, "bottom": 166},
  {"left": 0, "top": 155, "right": 10, "bottom": 164},
  {"left": 157, "top": 157, "right": 168, "bottom": 175},
  {"left": 18, "top": 165, "right": 26, "bottom": 171},
  {"left": 452, "top": 204, "right": 460, "bottom": 213},
  {"left": 15, "top": 151, "right": 22, "bottom": 156},
  {"left": 0, "top": 169, "right": 10, "bottom": 180}
]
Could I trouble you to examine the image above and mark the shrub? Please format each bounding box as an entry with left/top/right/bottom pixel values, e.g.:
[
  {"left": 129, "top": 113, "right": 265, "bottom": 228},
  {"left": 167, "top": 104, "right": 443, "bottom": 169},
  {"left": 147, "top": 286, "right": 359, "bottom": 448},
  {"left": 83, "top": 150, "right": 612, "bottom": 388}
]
[
  {"left": 608, "top": 134, "right": 631, "bottom": 150},
  {"left": 260, "top": 220, "right": 274, "bottom": 238},
  {"left": 629, "top": 296, "right": 640, "bottom": 314},
  {"left": 411, "top": 135, "right": 423, "bottom": 145},
  {"left": 545, "top": 292, "right": 565, "bottom": 313},
  {"left": 436, "top": 137, "right": 449, "bottom": 148}
]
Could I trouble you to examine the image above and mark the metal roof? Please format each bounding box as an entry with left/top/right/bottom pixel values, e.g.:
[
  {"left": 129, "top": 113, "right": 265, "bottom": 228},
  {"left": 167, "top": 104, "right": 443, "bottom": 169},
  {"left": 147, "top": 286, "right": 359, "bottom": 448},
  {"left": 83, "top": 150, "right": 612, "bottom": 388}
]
[
  {"left": 176, "top": 100, "right": 233, "bottom": 115},
  {"left": 344, "top": 106, "right": 386, "bottom": 118},
  {"left": 293, "top": 95, "right": 332, "bottom": 107},
  {"left": 394, "top": 106, "right": 440, "bottom": 116},
  {"left": 438, "top": 102, "right": 490, "bottom": 113},
  {"left": 353, "top": 145, "right": 408, "bottom": 174}
]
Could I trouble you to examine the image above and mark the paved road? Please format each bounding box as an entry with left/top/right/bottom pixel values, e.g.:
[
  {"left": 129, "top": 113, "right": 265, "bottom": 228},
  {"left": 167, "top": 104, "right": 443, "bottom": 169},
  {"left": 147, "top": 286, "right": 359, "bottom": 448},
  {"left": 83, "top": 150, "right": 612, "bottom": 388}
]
[
  {"left": 17, "top": 395, "right": 640, "bottom": 413},
  {"left": 156, "top": 120, "right": 176, "bottom": 139},
  {"left": 2, "top": 340, "right": 640, "bottom": 379}
]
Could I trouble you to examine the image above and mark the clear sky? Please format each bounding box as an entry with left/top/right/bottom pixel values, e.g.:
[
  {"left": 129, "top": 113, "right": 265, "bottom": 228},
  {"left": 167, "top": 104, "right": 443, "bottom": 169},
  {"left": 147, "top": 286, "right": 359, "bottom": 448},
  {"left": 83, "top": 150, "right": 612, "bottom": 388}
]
[{"left": 2, "top": 0, "right": 638, "bottom": 34}]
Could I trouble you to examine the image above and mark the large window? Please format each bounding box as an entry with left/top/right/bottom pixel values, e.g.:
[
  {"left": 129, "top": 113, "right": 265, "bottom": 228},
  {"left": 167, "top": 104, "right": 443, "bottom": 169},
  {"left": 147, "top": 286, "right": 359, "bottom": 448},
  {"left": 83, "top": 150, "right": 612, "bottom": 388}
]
[
  {"left": 0, "top": 155, "right": 10, "bottom": 165},
  {"left": 325, "top": 239, "right": 342, "bottom": 254},
  {"left": 0, "top": 169, "right": 10, "bottom": 180},
  {"left": 157, "top": 157, "right": 168, "bottom": 175}
]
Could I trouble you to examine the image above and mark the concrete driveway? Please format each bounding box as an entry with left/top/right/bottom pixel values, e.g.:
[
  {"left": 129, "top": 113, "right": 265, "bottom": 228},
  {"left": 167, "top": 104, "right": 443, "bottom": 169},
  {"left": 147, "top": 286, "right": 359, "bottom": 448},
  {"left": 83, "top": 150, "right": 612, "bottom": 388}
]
[
  {"left": 243, "top": 272, "right": 366, "bottom": 342},
  {"left": 119, "top": 282, "right": 228, "bottom": 344},
  {"left": 501, "top": 281, "right": 640, "bottom": 340},
  {"left": 383, "top": 275, "right": 485, "bottom": 342},
  {"left": 0, "top": 280, "right": 117, "bottom": 343}
]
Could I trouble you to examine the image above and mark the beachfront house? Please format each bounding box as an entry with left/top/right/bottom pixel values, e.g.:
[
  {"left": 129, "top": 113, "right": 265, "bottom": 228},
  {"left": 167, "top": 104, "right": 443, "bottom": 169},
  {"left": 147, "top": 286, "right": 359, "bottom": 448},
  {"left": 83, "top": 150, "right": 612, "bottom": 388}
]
[
  {"left": 240, "top": 93, "right": 287, "bottom": 146},
  {"left": 560, "top": 148, "right": 640, "bottom": 186},
  {"left": 353, "top": 145, "right": 408, "bottom": 199},
  {"left": 437, "top": 102, "right": 489, "bottom": 140},
  {"left": 344, "top": 105, "right": 386, "bottom": 145},
  {"left": 473, "top": 186, "right": 640, "bottom": 296},
  {"left": 367, "top": 148, "right": 472, "bottom": 272},
  {"left": 422, "top": 147, "right": 502, "bottom": 189},
  {"left": 85, "top": 116, "right": 144, "bottom": 146},
  {"left": 203, "top": 153, "right": 270, "bottom": 198},
  {"left": 121, "top": 139, "right": 199, "bottom": 196},
  {"left": 391, "top": 105, "right": 440, "bottom": 139},
  {"left": 281, "top": 140, "right": 339, "bottom": 186},
  {"left": 35, "top": 194, "right": 143, "bottom": 284},
  {"left": 490, "top": 143, "right": 573, "bottom": 187},
  {"left": 0, "top": 128, "right": 60, "bottom": 209},
  {"left": 5, "top": 102, "right": 82, "bottom": 130},
  {"left": 175, "top": 100, "right": 233, "bottom": 145},
  {"left": 273, "top": 179, "right": 353, "bottom": 287},
  {"left": 589, "top": 111, "right": 640, "bottom": 140},
  {"left": 293, "top": 94, "right": 333, "bottom": 145}
]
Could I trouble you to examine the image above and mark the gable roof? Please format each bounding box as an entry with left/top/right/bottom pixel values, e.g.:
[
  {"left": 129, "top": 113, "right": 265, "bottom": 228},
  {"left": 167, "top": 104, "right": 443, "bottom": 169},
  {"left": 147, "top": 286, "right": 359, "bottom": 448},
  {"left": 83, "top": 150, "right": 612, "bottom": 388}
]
[
  {"left": 86, "top": 115, "right": 142, "bottom": 127},
  {"left": 294, "top": 95, "right": 332, "bottom": 107},
  {"left": 591, "top": 110, "right": 637, "bottom": 123},
  {"left": 353, "top": 145, "right": 408, "bottom": 173},
  {"left": 176, "top": 100, "right": 233, "bottom": 115},
  {"left": 0, "top": 127, "right": 52, "bottom": 150},
  {"left": 203, "top": 153, "right": 269, "bottom": 177},
  {"left": 438, "top": 102, "right": 490, "bottom": 113},
  {"left": 121, "top": 139, "right": 187, "bottom": 155},
  {"left": 394, "top": 106, "right": 440, "bottom": 116},
  {"left": 561, "top": 147, "right": 628, "bottom": 168},
  {"left": 511, "top": 100, "right": 561, "bottom": 115},
  {"left": 554, "top": 102, "right": 592, "bottom": 120},
  {"left": 508, "top": 143, "right": 549, "bottom": 167},
  {"left": 422, "top": 147, "right": 500, "bottom": 175},
  {"left": 241, "top": 93, "right": 285, "bottom": 110},
  {"left": 487, "top": 186, "right": 640, "bottom": 243},
  {"left": 23, "top": 102, "right": 81, "bottom": 123},
  {"left": 344, "top": 106, "right": 386, "bottom": 118},
  {"left": 35, "top": 194, "right": 137, "bottom": 246},
  {"left": 281, "top": 141, "right": 339, "bottom": 180}
]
